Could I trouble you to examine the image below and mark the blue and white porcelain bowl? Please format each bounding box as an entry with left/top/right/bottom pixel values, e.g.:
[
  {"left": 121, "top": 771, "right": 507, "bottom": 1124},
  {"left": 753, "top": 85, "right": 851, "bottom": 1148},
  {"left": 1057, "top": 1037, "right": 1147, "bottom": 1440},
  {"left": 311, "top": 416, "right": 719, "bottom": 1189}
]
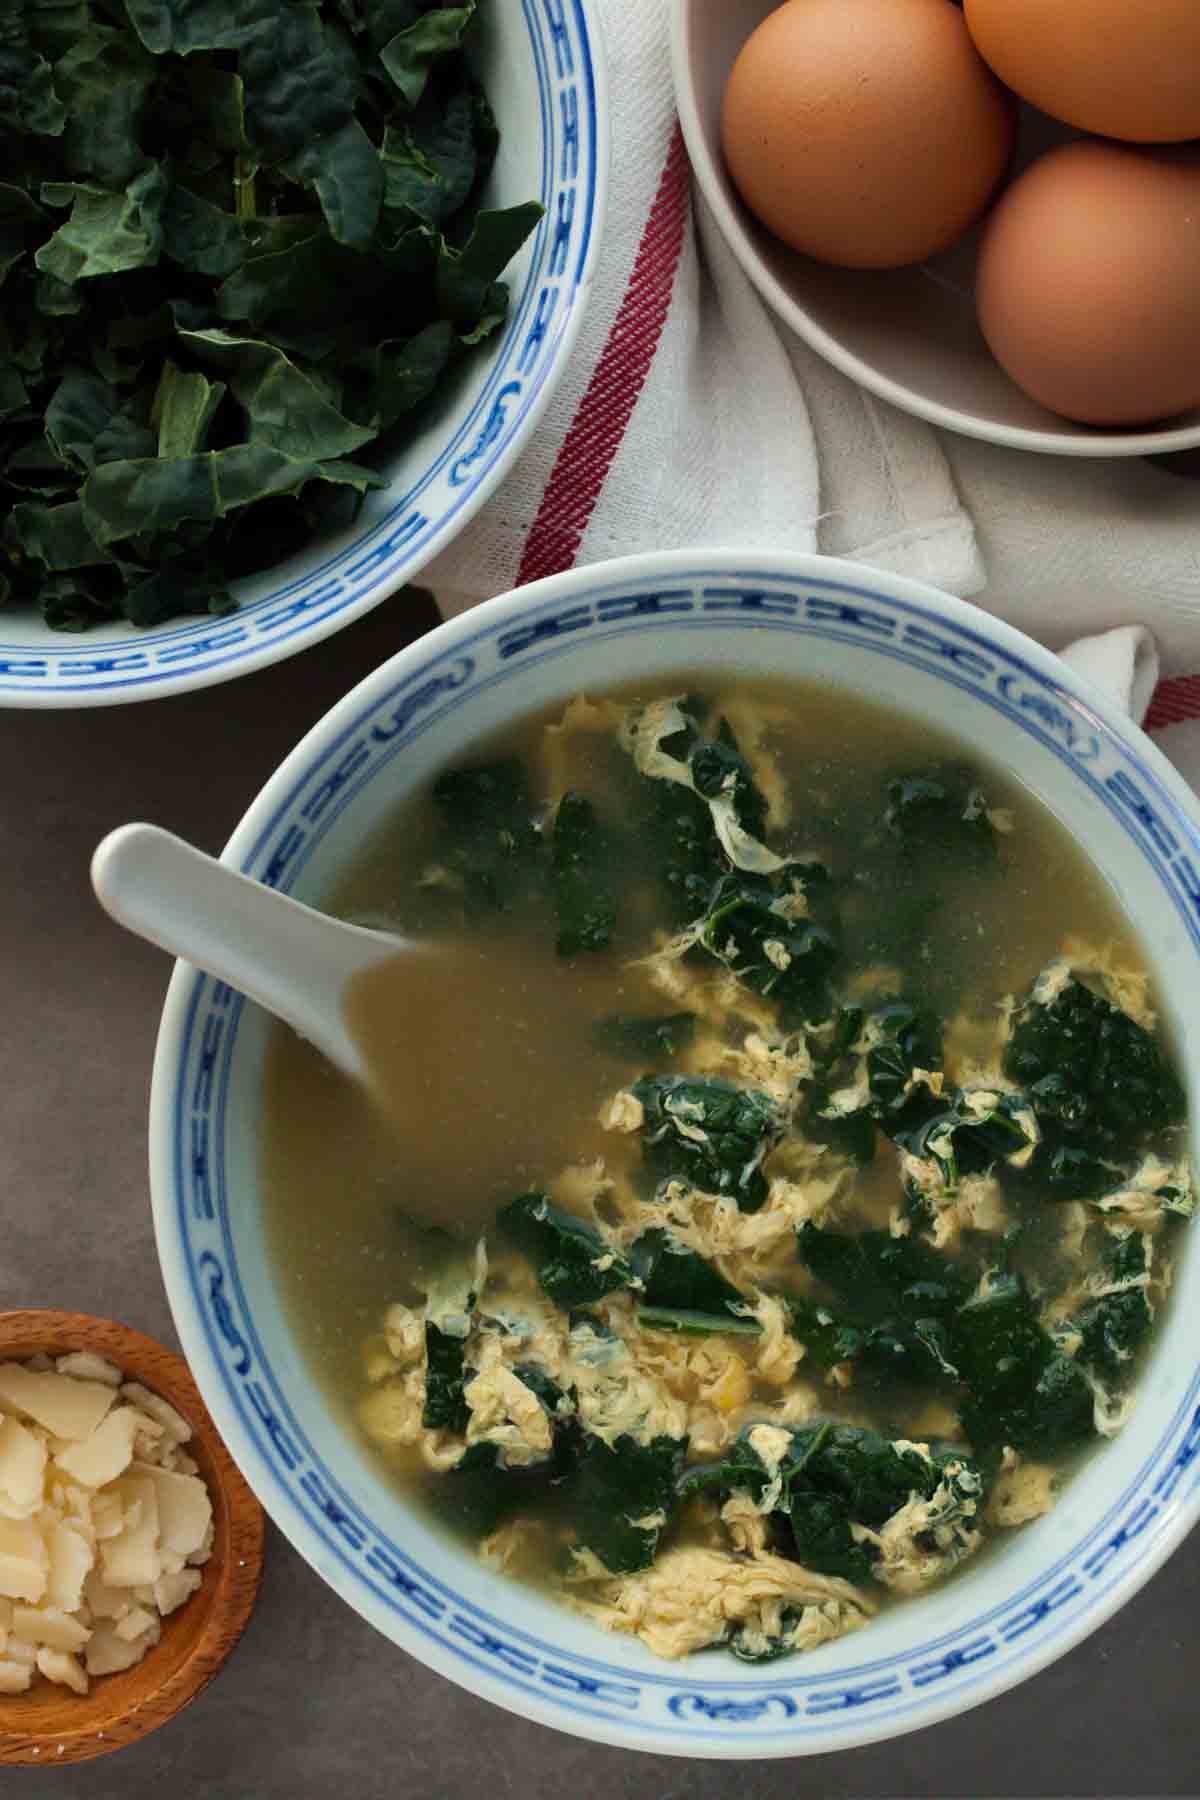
[
  {"left": 2, "top": 2, "right": 606, "bottom": 709},
  {"left": 148, "top": 550, "right": 1200, "bottom": 1757}
]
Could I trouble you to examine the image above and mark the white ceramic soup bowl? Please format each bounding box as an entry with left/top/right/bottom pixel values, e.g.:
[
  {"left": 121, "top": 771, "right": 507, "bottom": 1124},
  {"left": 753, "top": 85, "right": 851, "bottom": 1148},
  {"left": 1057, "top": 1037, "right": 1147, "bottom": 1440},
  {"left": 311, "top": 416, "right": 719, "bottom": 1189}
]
[
  {"left": 2, "top": 2, "right": 606, "bottom": 708},
  {"left": 669, "top": 0, "right": 1200, "bottom": 460},
  {"left": 149, "top": 549, "right": 1200, "bottom": 1758}
]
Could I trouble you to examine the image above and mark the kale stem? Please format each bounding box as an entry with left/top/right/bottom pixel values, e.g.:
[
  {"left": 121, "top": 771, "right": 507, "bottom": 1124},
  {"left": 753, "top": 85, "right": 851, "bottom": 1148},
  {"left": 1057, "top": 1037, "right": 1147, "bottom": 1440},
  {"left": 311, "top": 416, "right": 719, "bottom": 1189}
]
[{"left": 234, "top": 156, "right": 256, "bottom": 220}]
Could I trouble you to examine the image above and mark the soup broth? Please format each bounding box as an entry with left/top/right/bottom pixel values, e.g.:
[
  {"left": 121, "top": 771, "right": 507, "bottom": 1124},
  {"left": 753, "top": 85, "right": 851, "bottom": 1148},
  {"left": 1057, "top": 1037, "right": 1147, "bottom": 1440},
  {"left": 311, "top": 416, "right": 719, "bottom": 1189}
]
[{"left": 262, "top": 678, "right": 1193, "bottom": 1663}]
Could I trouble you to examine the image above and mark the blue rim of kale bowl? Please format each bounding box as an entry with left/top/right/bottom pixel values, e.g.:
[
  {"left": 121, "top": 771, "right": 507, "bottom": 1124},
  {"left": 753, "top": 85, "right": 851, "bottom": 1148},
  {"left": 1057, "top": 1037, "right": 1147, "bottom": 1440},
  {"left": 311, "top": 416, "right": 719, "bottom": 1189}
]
[
  {"left": 148, "top": 549, "right": 1200, "bottom": 1757},
  {"left": 0, "top": 0, "right": 607, "bottom": 710}
]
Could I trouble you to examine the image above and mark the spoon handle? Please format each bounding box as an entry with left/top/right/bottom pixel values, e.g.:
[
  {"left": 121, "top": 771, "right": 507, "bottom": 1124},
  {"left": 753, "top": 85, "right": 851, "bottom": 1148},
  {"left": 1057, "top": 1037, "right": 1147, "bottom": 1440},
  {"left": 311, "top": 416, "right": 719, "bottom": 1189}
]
[{"left": 91, "top": 823, "right": 383, "bottom": 1077}]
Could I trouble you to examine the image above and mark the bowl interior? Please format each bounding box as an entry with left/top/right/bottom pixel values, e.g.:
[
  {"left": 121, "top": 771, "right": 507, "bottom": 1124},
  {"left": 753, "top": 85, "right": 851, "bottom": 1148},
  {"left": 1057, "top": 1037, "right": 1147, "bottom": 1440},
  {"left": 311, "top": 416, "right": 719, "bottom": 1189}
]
[
  {"left": 1, "top": 0, "right": 605, "bottom": 705},
  {"left": 672, "top": 0, "right": 1200, "bottom": 458},
  {"left": 152, "top": 554, "right": 1200, "bottom": 1756}
]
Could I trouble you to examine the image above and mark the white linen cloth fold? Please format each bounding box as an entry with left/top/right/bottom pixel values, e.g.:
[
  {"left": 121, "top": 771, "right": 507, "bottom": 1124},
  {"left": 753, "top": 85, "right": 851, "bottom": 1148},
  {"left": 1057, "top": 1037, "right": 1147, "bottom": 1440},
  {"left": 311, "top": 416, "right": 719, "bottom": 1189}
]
[{"left": 428, "top": 0, "right": 1200, "bottom": 760}]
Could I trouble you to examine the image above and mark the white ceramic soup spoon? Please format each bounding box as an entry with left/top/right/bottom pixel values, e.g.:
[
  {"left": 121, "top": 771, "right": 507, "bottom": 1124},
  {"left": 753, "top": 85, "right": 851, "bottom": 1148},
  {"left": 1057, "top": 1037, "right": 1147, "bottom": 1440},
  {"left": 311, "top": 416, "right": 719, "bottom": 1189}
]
[{"left": 91, "top": 823, "right": 407, "bottom": 1085}]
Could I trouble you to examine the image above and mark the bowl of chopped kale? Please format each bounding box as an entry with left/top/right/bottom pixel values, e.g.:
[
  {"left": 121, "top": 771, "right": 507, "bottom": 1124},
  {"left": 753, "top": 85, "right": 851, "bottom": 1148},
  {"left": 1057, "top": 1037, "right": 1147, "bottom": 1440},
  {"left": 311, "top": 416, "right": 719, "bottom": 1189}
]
[
  {"left": 0, "top": 1, "right": 606, "bottom": 705},
  {"left": 147, "top": 549, "right": 1200, "bottom": 1756}
]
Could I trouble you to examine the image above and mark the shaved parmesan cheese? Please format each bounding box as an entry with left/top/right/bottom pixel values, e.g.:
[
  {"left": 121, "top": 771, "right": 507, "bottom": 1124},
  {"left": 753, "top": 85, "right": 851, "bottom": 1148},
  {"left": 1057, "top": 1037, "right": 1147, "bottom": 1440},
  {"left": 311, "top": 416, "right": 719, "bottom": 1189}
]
[
  {"left": 36, "top": 1646, "right": 87, "bottom": 1694},
  {"left": 55, "top": 1353, "right": 122, "bottom": 1389},
  {"left": 118, "top": 1385, "right": 191, "bottom": 1446},
  {"left": 54, "top": 1407, "right": 140, "bottom": 1489},
  {"left": 100, "top": 1476, "right": 161, "bottom": 1588},
  {"left": 154, "top": 1567, "right": 202, "bottom": 1617},
  {"left": 90, "top": 1490, "right": 124, "bottom": 1541},
  {"left": 12, "top": 1604, "right": 90, "bottom": 1653},
  {"left": 0, "top": 1358, "right": 214, "bottom": 1695},
  {"left": 85, "top": 1619, "right": 159, "bottom": 1678},
  {"left": 0, "top": 1415, "right": 47, "bottom": 1520},
  {"left": 0, "top": 1365, "right": 115, "bottom": 1441},
  {"left": 114, "top": 1604, "right": 156, "bottom": 1643},
  {"left": 43, "top": 1521, "right": 93, "bottom": 1613},
  {"left": 130, "top": 1463, "right": 212, "bottom": 1560},
  {"left": 0, "top": 1515, "right": 48, "bottom": 1602}
]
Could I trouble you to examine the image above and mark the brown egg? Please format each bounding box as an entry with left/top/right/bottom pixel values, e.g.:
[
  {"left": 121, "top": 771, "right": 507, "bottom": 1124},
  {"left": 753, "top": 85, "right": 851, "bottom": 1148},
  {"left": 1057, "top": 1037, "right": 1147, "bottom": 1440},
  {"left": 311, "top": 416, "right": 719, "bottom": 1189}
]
[
  {"left": 965, "top": 0, "right": 1200, "bottom": 145},
  {"left": 720, "top": 0, "right": 1016, "bottom": 270},
  {"left": 976, "top": 141, "right": 1200, "bottom": 426}
]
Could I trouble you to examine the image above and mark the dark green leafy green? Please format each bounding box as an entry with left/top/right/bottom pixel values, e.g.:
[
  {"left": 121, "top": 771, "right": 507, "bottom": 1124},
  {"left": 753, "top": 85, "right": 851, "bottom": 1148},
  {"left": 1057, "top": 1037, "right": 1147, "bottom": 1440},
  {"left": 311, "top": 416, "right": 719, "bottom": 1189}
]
[
  {"left": 628, "top": 707, "right": 780, "bottom": 925},
  {"left": 884, "top": 766, "right": 996, "bottom": 865},
  {"left": 550, "top": 791, "right": 617, "bottom": 957},
  {"left": 630, "top": 1228, "right": 759, "bottom": 1334},
  {"left": 1004, "top": 975, "right": 1185, "bottom": 1163},
  {"left": 497, "top": 1192, "right": 632, "bottom": 1310},
  {"left": 632, "top": 1075, "right": 781, "bottom": 1213},
  {"left": 696, "top": 868, "right": 841, "bottom": 1026},
  {"left": 951, "top": 1274, "right": 1094, "bottom": 1455},
  {"left": 441, "top": 1442, "right": 548, "bottom": 1538},
  {"left": 864, "top": 1000, "right": 943, "bottom": 1115},
  {"left": 795, "top": 1223, "right": 972, "bottom": 1384},
  {"left": 0, "top": 0, "right": 540, "bottom": 629},
  {"left": 1072, "top": 1231, "right": 1153, "bottom": 1378},
  {"left": 593, "top": 1012, "right": 697, "bottom": 1063},
  {"left": 561, "top": 1432, "right": 686, "bottom": 1575},
  {"left": 422, "top": 1323, "right": 469, "bottom": 1432},
  {"left": 680, "top": 1422, "right": 986, "bottom": 1583},
  {"left": 886, "top": 1088, "right": 1036, "bottom": 1188},
  {"left": 379, "top": 2, "right": 475, "bottom": 107},
  {"left": 428, "top": 758, "right": 543, "bottom": 915}
]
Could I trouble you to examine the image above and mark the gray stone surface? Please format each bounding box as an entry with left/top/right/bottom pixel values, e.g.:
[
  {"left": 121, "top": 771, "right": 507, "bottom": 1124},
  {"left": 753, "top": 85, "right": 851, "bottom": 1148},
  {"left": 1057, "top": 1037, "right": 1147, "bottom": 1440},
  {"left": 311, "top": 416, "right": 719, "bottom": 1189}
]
[{"left": 2, "top": 590, "right": 1196, "bottom": 1797}]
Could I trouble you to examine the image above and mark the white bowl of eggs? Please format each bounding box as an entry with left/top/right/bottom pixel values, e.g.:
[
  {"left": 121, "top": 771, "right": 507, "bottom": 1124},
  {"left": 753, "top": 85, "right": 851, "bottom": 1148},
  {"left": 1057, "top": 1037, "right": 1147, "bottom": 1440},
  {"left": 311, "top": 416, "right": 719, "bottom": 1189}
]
[
  {"left": 670, "top": 0, "right": 1200, "bottom": 456},
  {"left": 147, "top": 548, "right": 1200, "bottom": 1756}
]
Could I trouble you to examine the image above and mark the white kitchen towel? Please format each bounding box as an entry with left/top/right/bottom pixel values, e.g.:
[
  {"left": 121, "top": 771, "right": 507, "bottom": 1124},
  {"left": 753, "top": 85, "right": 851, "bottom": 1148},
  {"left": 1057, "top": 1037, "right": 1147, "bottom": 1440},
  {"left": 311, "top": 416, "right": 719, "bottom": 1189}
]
[{"left": 429, "top": 0, "right": 1200, "bottom": 766}]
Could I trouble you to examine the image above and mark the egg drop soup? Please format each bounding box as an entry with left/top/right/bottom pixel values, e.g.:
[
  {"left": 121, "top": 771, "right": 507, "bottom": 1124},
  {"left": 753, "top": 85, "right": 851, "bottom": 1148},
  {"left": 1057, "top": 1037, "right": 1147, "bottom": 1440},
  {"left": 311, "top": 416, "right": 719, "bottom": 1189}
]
[{"left": 261, "top": 679, "right": 1193, "bottom": 1663}]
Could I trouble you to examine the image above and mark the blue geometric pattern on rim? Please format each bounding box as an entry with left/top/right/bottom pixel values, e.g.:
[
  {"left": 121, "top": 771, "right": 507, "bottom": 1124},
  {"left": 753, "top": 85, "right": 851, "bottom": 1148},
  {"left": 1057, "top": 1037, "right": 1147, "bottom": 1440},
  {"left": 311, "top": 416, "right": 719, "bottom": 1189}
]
[
  {"left": 0, "top": 0, "right": 602, "bottom": 699},
  {"left": 166, "top": 568, "right": 1200, "bottom": 1744}
]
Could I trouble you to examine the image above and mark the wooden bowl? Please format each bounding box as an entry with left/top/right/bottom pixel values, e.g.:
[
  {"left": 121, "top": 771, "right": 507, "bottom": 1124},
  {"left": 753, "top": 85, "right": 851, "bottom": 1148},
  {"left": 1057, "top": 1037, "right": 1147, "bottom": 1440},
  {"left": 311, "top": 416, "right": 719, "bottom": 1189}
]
[{"left": 0, "top": 1311, "right": 265, "bottom": 1767}]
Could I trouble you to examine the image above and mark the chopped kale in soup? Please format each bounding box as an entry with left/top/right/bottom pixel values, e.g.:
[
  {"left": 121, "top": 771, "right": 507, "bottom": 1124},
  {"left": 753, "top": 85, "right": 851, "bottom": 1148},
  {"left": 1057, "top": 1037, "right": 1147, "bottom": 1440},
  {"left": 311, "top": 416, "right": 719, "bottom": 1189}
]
[{"left": 261, "top": 680, "right": 1193, "bottom": 1663}]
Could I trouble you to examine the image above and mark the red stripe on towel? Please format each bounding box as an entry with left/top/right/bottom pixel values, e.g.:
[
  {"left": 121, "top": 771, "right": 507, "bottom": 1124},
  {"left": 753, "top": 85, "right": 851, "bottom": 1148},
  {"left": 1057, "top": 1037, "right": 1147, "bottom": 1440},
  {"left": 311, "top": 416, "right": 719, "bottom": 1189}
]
[
  {"left": 517, "top": 125, "right": 691, "bottom": 586},
  {"left": 1145, "top": 675, "right": 1200, "bottom": 732}
]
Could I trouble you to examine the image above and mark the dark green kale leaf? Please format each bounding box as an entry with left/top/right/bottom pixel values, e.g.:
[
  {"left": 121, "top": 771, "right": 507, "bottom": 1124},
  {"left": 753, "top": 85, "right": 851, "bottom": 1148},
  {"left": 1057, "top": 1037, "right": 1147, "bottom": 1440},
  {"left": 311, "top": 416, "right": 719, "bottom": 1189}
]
[
  {"left": 865, "top": 1000, "right": 944, "bottom": 1115},
  {"left": 429, "top": 757, "right": 544, "bottom": 914},
  {"left": 379, "top": 78, "right": 478, "bottom": 228},
  {"left": 690, "top": 716, "right": 770, "bottom": 841},
  {"left": 680, "top": 1421, "right": 985, "bottom": 1584},
  {"left": 951, "top": 1273, "right": 1094, "bottom": 1456},
  {"left": 497, "top": 1192, "right": 632, "bottom": 1310},
  {"left": 802, "top": 1081, "right": 877, "bottom": 1165},
  {"left": 378, "top": 1, "right": 476, "bottom": 108},
  {"left": 696, "top": 867, "right": 841, "bottom": 1026},
  {"left": 797, "top": 1224, "right": 972, "bottom": 1330},
  {"left": 440, "top": 1441, "right": 552, "bottom": 1539},
  {"left": 632, "top": 1075, "right": 781, "bottom": 1213},
  {"left": 801, "top": 998, "right": 943, "bottom": 1166},
  {"left": 1004, "top": 975, "right": 1184, "bottom": 1157},
  {"left": 593, "top": 1011, "right": 697, "bottom": 1063},
  {"left": 0, "top": 0, "right": 541, "bottom": 630},
  {"left": 629, "top": 707, "right": 778, "bottom": 925},
  {"left": 783, "top": 1295, "right": 865, "bottom": 1371},
  {"left": 550, "top": 790, "right": 617, "bottom": 957},
  {"left": 727, "top": 1610, "right": 810, "bottom": 1663},
  {"left": 884, "top": 1087, "right": 1036, "bottom": 1190},
  {"left": 561, "top": 1432, "right": 687, "bottom": 1575},
  {"left": 511, "top": 1361, "right": 573, "bottom": 1425},
  {"left": 1072, "top": 1231, "right": 1153, "bottom": 1379},
  {"left": 422, "top": 1322, "right": 469, "bottom": 1432},
  {"left": 795, "top": 1223, "right": 971, "bottom": 1384},
  {"left": 883, "top": 766, "right": 996, "bottom": 865},
  {"left": 630, "top": 1228, "right": 760, "bottom": 1335}
]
